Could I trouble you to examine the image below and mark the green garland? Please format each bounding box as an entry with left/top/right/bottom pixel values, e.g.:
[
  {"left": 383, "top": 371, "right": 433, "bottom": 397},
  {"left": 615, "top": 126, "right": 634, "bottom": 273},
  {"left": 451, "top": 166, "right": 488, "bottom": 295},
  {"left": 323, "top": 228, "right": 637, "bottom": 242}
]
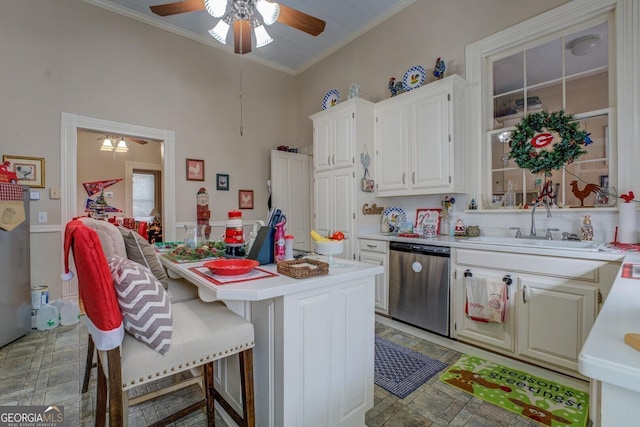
[{"left": 508, "top": 110, "right": 590, "bottom": 175}]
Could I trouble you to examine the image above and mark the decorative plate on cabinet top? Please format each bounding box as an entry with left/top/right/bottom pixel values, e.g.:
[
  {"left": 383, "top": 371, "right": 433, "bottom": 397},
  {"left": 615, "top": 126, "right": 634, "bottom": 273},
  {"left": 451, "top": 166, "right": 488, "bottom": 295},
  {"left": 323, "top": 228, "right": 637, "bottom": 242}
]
[
  {"left": 402, "top": 65, "right": 426, "bottom": 91},
  {"left": 322, "top": 89, "right": 340, "bottom": 110}
]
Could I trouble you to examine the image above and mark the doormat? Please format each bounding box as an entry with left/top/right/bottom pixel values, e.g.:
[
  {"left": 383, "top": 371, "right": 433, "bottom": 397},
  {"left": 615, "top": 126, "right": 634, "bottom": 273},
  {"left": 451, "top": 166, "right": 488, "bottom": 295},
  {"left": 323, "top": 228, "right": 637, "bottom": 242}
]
[
  {"left": 440, "top": 354, "right": 589, "bottom": 427},
  {"left": 374, "top": 336, "right": 447, "bottom": 399}
]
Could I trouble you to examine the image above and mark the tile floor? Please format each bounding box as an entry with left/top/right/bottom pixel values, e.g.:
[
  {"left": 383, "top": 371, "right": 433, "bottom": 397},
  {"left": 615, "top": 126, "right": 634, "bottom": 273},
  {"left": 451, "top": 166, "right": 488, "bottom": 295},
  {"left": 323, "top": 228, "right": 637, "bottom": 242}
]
[{"left": 0, "top": 316, "right": 588, "bottom": 426}]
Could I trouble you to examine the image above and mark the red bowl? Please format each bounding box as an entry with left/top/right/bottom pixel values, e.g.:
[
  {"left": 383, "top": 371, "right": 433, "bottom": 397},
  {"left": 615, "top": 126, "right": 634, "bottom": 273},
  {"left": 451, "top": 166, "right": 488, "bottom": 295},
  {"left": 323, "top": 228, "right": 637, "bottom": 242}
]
[{"left": 203, "top": 259, "right": 259, "bottom": 276}]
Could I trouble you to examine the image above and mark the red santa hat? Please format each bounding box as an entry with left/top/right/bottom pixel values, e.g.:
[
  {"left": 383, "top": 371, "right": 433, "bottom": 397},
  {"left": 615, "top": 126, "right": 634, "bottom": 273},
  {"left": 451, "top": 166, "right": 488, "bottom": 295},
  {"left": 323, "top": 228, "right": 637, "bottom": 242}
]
[{"left": 61, "top": 220, "right": 124, "bottom": 350}]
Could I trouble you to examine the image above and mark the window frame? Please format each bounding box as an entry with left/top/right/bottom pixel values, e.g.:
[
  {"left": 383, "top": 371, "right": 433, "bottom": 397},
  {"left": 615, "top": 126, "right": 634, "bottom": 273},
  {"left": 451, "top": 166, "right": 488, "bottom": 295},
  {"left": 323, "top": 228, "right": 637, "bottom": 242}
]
[{"left": 465, "top": 0, "right": 639, "bottom": 211}]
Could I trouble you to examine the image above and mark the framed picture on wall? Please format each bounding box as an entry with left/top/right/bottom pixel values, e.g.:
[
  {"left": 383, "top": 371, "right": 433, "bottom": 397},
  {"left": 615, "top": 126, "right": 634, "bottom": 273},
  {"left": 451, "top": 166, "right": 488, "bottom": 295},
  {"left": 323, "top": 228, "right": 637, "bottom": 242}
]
[
  {"left": 186, "top": 158, "right": 204, "bottom": 181},
  {"left": 2, "top": 155, "right": 45, "bottom": 188},
  {"left": 239, "top": 190, "right": 254, "bottom": 209},
  {"left": 216, "top": 173, "right": 229, "bottom": 191}
]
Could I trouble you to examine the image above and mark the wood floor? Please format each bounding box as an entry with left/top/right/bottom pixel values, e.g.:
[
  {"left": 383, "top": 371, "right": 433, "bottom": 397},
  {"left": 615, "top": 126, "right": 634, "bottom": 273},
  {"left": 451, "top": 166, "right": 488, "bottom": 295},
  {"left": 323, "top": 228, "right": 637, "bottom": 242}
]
[{"left": 0, "top": 315, "right": 588, "bottom": 426}]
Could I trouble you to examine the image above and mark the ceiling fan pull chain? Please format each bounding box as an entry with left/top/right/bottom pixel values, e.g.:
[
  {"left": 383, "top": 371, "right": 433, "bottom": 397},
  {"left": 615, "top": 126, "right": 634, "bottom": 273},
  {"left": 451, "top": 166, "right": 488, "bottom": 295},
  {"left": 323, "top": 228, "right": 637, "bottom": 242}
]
[{"left": 239, "top": 54, "right": 243, "bottom": 136}]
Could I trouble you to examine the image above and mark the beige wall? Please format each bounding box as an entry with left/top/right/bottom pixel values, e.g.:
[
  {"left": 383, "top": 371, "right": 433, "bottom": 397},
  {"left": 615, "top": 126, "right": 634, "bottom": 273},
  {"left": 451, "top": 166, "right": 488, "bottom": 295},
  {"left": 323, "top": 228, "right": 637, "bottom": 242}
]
[
  {"left": 1, "top": 0, "right": 569, "bottom": 299},
  {"left": 294, "top": 0, "right": 569, "bottom": 147}
]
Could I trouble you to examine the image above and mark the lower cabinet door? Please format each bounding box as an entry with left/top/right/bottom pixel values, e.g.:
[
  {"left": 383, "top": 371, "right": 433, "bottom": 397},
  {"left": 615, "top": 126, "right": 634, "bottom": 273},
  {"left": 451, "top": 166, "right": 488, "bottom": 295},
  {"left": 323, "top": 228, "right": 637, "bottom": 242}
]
[
  {"left": 360, "top": 250, "right": 388, "bottom": 314},
  {"left": 453, "top": 267, "right": 515, "bottom": 352},
  {"left": 516, "top": 274, "right": 597, "bottom": 372}
]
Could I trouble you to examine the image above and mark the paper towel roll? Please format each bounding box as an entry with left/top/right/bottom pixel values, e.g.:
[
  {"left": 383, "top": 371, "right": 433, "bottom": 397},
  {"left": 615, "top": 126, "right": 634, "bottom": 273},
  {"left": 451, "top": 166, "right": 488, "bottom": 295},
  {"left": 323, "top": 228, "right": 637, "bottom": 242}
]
[{"left": 618, "top": 202, "right": 638, "bottom": 243}]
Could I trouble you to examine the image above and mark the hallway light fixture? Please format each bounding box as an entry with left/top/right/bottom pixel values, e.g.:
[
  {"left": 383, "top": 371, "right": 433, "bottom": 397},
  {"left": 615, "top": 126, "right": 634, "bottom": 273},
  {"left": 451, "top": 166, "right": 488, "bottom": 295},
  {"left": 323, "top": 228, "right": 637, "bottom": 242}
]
[
  {"left": 569, "top": 35, "right": 601, "bottom": 56},
  {"left": 206, "top": 0, "right": 279, "bottom": 52},
  {"left": 99, "top": 136, "right": 129, "bottom": 153}
]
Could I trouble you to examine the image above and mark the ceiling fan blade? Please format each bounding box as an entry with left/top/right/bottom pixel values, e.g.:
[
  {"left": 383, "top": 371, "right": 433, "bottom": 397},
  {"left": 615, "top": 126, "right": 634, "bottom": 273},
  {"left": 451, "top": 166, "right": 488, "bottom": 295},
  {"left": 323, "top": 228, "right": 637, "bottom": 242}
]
[
  {"left": 150, "top": 0, "right": 205, "bottom": 17},
  {"left": 234, "top": 20, "right": 252, "bottom": 54},
  {"left": 277, "top": 3, "right": 325, "bottom": 36},
  {"left": 127, "top": 137, "right": 149, "bottom": 145}
]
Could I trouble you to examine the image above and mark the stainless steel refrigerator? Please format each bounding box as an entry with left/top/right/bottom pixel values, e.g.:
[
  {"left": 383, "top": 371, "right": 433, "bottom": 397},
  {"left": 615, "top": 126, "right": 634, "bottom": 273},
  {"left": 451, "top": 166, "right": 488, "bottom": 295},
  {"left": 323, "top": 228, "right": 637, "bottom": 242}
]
[{"left": 0, "top": 186, "right": 31, "bottom": 347}]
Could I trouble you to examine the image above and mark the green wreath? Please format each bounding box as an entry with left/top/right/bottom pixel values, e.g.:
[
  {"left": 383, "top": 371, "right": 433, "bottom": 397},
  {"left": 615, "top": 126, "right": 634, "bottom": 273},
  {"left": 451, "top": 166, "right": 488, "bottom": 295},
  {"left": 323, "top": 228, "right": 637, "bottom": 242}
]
[{"left": 508, "top": 110, "right": 591, "bottom": 175}]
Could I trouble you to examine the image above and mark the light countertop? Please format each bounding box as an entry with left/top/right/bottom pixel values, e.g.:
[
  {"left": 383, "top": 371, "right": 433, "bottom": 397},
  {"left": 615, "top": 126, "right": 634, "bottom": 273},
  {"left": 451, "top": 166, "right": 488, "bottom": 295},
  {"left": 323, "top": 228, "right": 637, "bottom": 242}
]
[
  {"left": 579, "top": 251, "right": 640, "bottom": 392},
  {"left": 358, "top": 231, "right": 626, "bottom": 262},
  {"left": 161, "top": 256, "right": 384, "bottom": 301}
]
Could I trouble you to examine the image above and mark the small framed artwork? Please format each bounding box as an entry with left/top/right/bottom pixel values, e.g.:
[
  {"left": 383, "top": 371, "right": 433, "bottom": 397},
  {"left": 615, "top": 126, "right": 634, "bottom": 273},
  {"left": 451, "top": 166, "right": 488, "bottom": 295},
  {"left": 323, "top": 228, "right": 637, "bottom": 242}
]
[
  {"left": 216, "top": 173, "right": 229, "bottom": 191},
  {"left": 2, "top": 155, "right": 45, "bottom": 188},
  {"left": 415, "top": 208, "right": 441, "bottom": 237},
  {"left": 186, "top": 158, "right": 204, "bottom": 181},
  {"left": 239, "top": 190, "right": 254, "bottom": 209}
]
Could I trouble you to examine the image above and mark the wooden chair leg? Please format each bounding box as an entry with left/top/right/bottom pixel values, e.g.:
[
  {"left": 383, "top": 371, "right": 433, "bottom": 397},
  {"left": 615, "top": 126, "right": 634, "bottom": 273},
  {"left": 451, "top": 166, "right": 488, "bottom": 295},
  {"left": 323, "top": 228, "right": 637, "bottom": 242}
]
[
  {"left": 106, "top": 349, "right": 124, "bottom": 426},
  {"left": 211, "top": 349, "right": 256, "bottom": 427},
  {"left": 239, "top": 348, "right": 255, "bottom": 427},
  {"left": 82, "top": 335, "right": 95, "bottom": 393},
  {"left": 95, "top": 353, "right": 106, "bottom": 427},
  {"left": 204, "top": 362, "right": 216, "bottom": 427}
]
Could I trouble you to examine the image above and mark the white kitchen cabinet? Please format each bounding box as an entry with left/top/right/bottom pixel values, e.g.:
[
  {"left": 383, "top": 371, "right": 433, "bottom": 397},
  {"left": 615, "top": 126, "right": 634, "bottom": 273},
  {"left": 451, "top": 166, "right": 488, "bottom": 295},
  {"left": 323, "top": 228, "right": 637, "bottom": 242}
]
[
  {"left": 312, "top": 100, "right": 363, "bottom": 172},
  {"left": 375, "top": 74, "right": 469, "bottom": 197},
  {"left": 451, "top": 248, "right": 619, "bottom": 377},
  {"left": 314, "top": 168, "right": 355, "bottom": 260},
  {"left": 311, "top": 98, "right": 375, "bottom": 261},
  {"left": 359, "top": 239, "right": 389, "bottom": 314},
  {"left": 452, "top": 266, "right": 515, "bottom": 353}
]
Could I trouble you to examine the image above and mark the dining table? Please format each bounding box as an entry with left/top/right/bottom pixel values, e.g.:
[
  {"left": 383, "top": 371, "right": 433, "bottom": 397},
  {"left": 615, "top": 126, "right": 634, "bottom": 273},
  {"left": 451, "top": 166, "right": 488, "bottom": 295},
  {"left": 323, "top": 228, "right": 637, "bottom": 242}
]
[{"left": 160, "top": 254, "right": 384, "bottom": 427}]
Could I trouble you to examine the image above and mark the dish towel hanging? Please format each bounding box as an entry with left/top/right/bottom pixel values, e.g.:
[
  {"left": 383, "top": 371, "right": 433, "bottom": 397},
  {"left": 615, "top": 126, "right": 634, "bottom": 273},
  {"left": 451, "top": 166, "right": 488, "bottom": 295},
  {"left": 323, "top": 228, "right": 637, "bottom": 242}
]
[
  {"left": 465, "top": 277, "right": 507, "bottom": 323},
  {"left": 0, "top": 183, "right": 25, "bottom": 231}
]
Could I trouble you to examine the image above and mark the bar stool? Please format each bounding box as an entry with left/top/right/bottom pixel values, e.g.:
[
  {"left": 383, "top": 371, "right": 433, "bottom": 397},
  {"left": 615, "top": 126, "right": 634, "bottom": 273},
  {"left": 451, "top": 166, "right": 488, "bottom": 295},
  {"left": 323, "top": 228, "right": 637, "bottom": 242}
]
[{"left": 63, "top": 220, "right": 255, "bottom": 426}]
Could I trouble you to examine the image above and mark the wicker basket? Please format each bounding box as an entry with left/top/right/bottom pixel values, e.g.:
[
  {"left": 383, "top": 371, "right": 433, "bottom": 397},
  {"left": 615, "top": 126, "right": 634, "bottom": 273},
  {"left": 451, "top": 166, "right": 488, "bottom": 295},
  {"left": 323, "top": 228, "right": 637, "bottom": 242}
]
[{"left": 277, "top": 259, "right": 329, "bottom": 279}]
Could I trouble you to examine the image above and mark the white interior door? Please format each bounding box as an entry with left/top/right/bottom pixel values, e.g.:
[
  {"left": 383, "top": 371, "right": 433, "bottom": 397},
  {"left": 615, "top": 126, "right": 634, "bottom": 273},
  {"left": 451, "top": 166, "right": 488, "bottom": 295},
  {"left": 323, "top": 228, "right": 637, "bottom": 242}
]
[{"left": 270, "top": 150, "right": 311, "bottom": 251}]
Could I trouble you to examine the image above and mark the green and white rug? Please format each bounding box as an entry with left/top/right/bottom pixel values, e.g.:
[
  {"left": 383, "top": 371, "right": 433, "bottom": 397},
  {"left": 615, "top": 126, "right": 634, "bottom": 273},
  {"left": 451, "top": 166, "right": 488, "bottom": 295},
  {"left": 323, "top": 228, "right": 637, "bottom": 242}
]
[{"left": 440, "top": 354, "right": 588, "bottom": 427}]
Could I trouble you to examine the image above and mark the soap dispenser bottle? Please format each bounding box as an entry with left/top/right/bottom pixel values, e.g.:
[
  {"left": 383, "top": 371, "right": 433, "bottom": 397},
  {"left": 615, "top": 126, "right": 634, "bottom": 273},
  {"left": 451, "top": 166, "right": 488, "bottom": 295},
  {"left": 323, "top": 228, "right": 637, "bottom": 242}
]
[{"left": 581, "top": 215, "right": 593, "bottom": 241}]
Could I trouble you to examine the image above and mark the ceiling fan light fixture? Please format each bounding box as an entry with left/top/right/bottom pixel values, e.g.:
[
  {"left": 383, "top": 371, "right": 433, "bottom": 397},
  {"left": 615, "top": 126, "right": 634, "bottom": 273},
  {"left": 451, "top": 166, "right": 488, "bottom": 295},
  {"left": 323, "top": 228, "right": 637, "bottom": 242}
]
[
  {"left": 254, "top": 24, "right": 273, "bottom": 48},
  {"left": 256, "top": 0, "right": 280, "bottom": 26},
  {"left": 115, "top": 139, "right": 129, "bottom": 152},
  {"left": 209, "top": 19, "right": 230, "bottom": 44},
  {"left": 100, "top": 138, "right": 114, "bottom": 151},
  {"left": 570, "top": 35, "right": 601, "bottom": 56},
  {"left": 204, "top": 0, "right": 227, "bottom": 18}
]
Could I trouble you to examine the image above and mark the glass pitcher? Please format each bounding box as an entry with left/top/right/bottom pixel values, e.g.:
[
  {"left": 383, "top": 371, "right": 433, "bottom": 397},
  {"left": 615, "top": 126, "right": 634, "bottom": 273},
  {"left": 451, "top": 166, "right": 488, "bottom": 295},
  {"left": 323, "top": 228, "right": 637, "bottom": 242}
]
[{"left": 184, "top": 225, "right": 205, "bottom": 248}]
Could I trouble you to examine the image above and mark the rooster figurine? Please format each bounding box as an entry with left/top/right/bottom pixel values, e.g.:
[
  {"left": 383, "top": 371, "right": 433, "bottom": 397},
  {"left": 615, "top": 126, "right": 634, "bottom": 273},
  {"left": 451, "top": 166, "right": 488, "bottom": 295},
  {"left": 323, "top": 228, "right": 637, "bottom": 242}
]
[
  {"left": 433, "top": 57, "right": 446, "bottom": 80},
  {"left": 621, "top": 191, "right": 635, "bottom": 203},
  {"left": 388, "top": 77, "right": 404, "bottom": 97},
  {"left": 570, "top": 180, "right": 600, "bottom": 206}
]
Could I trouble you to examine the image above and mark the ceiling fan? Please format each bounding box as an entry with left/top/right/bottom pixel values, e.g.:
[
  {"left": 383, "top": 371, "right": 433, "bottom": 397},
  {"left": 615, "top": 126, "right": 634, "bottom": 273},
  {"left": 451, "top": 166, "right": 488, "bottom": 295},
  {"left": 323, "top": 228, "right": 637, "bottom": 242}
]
[
  {"left": 149, "top": 0, "right": 326, "bottom": 54},
  {"left": 97, "top": 135, "right": 150, "bottom": 152}
]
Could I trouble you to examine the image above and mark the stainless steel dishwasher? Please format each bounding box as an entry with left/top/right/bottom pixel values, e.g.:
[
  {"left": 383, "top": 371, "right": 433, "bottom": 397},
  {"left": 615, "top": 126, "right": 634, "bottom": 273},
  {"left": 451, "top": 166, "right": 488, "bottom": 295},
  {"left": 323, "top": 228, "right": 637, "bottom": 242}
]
[{"left": 388, "top": 241, "right": 450, "bottom": 336}]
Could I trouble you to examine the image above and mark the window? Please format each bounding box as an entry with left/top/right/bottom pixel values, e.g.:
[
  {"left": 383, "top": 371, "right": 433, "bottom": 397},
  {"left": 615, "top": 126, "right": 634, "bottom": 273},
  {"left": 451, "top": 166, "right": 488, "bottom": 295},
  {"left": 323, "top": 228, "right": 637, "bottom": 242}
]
[
  {"left": 487, "top": 18, "right": 612, "bottom": 208},
  {"left": 466, "top": 0, "right": 639, "bottom": 211},
  {"left": 132, "top": 170, "right": 161, "bottom": 221}
]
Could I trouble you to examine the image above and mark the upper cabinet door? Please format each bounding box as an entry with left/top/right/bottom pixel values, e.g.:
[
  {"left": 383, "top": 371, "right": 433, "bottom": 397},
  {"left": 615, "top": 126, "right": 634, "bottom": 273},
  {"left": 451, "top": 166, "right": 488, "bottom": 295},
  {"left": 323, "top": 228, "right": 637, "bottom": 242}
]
[
  {"left": 332, "top": 109, "right": 355, "bottom": 169},
  {"left": 410, "top": 92, "right": 450, "bottom": 190},
  {"left": 312, "top": 106, "right": 355, "bottom": 172},
  {"left": 375, "top": 104, "right": 409, "bottom": 193},
  {"left": 313, "top": 118, "right": 332, "bottom": 172}
]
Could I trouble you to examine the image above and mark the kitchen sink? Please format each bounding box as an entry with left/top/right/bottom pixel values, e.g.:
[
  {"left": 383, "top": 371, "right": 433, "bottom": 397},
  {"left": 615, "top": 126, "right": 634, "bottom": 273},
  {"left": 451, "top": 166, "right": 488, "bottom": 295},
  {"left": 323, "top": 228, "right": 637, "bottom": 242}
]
[{"left": 459, "top": 236, "right": 601, "bottom": 252}]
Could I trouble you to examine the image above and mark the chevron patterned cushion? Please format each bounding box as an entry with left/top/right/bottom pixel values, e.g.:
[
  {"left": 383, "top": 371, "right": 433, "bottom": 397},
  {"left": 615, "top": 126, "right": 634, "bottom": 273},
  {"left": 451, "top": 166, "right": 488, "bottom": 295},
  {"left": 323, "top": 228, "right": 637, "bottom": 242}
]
[{"left": 108, "top": 255, "right": 172, "bottom": 354}]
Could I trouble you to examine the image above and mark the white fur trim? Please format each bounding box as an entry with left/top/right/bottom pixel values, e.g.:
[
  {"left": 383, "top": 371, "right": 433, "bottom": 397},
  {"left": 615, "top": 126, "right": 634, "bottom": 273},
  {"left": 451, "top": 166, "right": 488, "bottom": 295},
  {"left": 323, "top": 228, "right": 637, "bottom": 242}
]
[{"left": 61, "top": 271, "right": 74, "bottom": 281}]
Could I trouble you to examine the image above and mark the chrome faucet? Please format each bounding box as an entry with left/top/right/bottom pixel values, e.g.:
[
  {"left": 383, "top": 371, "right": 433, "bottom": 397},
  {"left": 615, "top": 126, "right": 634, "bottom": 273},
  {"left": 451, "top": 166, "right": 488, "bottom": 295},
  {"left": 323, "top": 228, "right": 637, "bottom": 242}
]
[{"left": 530, "top": 201, "right": 551, "bottom": 238}]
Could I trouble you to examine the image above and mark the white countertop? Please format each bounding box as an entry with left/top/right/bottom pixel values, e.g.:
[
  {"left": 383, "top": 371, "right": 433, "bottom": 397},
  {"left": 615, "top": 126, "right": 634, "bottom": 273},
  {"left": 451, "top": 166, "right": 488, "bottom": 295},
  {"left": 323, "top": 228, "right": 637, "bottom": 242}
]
[
  {"left": 358, "top": 231, "right": 625, "bottom": 262},
  {"left": 579, "top": 251, "right": 640, "bottom": 392},
  {"left": 161, "top": 256, "right": 384, "bottom": 301}
]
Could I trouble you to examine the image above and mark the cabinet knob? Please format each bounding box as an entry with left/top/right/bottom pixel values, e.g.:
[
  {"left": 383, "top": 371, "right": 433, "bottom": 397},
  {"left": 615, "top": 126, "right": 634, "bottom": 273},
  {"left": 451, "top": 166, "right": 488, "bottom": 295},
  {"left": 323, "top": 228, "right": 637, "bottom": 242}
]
[
  {"left": 464, "top": 269, "right": 472, "bottom": 278},
  {"left": 402, "top": 173, "right": 406, "bottom": 185},
  {"left": 412, "top": 171, "right": 415, "bottom": 184}
]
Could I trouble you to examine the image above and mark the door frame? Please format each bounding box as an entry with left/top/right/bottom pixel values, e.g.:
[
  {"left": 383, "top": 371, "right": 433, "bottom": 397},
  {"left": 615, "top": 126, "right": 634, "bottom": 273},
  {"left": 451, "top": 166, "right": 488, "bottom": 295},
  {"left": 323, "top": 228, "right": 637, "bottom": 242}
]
[{"left": 60, "top": 113, "right": 176, "bottom": 298}]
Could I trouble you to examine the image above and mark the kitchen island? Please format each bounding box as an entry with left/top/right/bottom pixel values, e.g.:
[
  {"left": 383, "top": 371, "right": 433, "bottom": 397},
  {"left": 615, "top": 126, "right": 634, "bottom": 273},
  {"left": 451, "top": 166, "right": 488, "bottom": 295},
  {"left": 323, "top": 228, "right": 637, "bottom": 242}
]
[{"left": 161, "top": 256, "right": 384, "bottom": 427}]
